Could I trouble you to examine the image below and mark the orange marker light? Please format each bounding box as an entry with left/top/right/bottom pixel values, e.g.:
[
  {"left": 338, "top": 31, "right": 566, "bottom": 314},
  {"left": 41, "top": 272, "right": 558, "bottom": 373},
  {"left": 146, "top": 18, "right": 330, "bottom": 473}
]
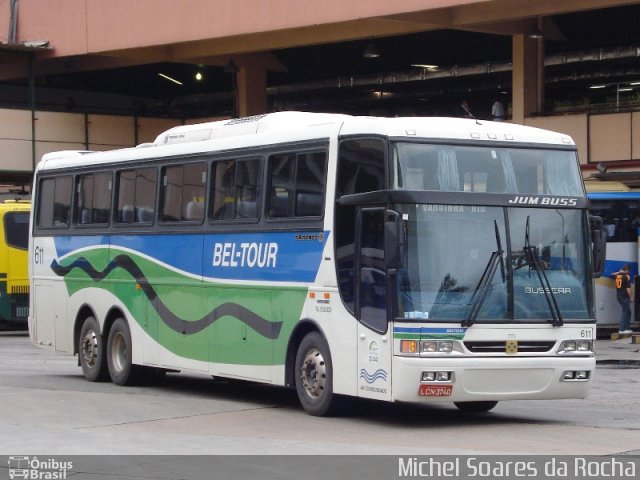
[{"left": 400, "top": 340, "right": 418, "bottom": 354}]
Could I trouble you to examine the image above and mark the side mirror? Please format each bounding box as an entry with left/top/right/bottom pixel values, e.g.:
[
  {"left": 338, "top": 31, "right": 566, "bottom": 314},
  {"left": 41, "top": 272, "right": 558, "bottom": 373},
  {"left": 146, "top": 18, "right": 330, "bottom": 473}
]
[{"left": 589, "top": 215, "right": 606, "bottom": 278}]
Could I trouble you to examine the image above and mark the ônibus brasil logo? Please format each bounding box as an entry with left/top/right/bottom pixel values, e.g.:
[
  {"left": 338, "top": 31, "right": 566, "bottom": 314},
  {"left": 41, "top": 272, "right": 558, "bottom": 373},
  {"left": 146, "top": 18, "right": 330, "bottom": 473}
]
[{"left": 8, "top": 456, "right": 73, "bottom": 480}]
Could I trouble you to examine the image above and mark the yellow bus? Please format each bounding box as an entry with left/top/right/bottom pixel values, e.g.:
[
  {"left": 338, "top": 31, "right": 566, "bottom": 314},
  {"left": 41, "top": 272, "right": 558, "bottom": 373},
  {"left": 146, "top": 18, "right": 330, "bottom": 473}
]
[{"left": 0, "top": 200, "right": 30, "bottom": 328}]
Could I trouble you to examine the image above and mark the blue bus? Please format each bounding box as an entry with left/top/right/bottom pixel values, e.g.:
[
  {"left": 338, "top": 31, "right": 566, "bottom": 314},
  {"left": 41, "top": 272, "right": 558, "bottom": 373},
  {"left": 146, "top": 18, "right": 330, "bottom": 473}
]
[{"left": 587, "top": 188, "right": 640, "bottom": 330}]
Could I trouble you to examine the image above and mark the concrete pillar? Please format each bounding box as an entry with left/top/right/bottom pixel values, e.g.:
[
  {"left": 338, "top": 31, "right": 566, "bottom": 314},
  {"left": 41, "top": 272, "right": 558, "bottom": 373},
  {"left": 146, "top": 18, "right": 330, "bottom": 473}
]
[
  {"left": 512, "top": 33, "right": 544, "bottom": 124},
  {"left": 236, "top": 61, "right": 268, "bottom": 117}
]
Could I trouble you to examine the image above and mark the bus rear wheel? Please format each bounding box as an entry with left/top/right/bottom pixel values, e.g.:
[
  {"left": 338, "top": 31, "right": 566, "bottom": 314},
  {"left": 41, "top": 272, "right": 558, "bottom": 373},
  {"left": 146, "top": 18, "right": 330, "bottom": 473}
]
[
  {"left": 107, "top": 318, "right": 142, "bottom": 386},
  {"left": 454, "top": 401, "right": 498, "bottom": 413},
  {"left": 295, "top": 332, "right": 340, "bottom": 416},
  {"left": 78, "top": 316, "right": 108, "bottom": 382}
]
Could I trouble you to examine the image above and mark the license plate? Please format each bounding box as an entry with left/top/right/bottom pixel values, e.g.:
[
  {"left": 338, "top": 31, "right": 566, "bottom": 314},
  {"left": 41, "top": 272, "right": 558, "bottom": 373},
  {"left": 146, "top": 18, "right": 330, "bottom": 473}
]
[{"left": 419, "top": 384, "right": 453, "bottom": 397}]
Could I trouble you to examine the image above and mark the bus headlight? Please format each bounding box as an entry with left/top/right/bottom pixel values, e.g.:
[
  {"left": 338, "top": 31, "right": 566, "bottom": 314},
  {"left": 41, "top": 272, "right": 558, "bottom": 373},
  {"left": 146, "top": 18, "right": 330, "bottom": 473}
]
[
  {"left": 561, "top": 370, "right": 590, "bottom": 381},
  {"left": 576, "top": 340, "right": 592, "bottom": 351},
  {"left": 421, "top": 371, "right": 453, "bottom": 382},
  {"left": 421, "top": 340, "right": 453, "bottom": 353},
  {"left": 558, "top": 339, "right": 593, "bottom": 354}
]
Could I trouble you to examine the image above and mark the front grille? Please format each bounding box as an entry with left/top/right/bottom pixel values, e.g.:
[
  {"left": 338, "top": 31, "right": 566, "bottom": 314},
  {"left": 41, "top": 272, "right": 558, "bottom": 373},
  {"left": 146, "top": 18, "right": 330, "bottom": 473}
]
[{"left": 464, "top": 341, "right": 556, "bottom": 353}]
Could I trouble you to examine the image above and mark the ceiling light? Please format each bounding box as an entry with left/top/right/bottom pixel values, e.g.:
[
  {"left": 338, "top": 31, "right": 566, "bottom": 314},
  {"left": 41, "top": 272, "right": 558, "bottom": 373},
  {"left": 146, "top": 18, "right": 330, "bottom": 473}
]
[
  {"left": 411, "top": 64, "right": 439, "bottom": 71},
  {"left": 618, "top": 87, "right": 633, "bottom": 92},
  {"left": 363, "top": 41, "right": 380, "bottom": 59},
  {"left": 528, "top": 18, "right": 544, "bottom": 39},
  {"left": 195, "top": 72, "right": 203, "bottom": 81},
  {"left": 589, "top": 85, "right": 606, "bottom": 89},
  {"left": 528, "top": 29, "right": 544, "bottom": 40},
  {"left": 158, "top": 73, "right": 183, "bottom": 85},
  {"left": 630, "top": 81, "right": 640, "bottom": 86}
]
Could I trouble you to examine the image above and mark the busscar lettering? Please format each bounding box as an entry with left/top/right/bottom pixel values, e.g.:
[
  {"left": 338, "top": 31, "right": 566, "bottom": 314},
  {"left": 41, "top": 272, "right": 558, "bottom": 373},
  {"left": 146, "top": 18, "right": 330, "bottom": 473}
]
[
  {"left": 212, "top": 242, "right": 278, "bottom": 268},
  {"left": 525, "top": 286, "right": 572, "bottom": 295}
]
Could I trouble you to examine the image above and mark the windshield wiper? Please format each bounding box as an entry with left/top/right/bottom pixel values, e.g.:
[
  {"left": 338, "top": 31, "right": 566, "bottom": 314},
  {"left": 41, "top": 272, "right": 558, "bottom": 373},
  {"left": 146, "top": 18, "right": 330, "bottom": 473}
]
[
  {"left": 521, "top": 216, "right": 563, "bottom": 327},
  {"left": 463, "top": 221, "right": 505, "bottom": 327}
]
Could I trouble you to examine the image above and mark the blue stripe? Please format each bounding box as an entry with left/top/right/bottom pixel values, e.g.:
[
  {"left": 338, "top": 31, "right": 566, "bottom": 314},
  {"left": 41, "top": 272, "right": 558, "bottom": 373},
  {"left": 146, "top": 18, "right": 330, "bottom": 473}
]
[
  {"left": 588, "top": 192, "right": 640, "bottom": 200},
  {"left": 393, "top": 327, "right": 422, "bottom": 334},
  {"left": 54, "top": 230, "right": 329, "bottom": 283},
  {"left": 394, "top": 326, "right": 468, "bottom": 335}
]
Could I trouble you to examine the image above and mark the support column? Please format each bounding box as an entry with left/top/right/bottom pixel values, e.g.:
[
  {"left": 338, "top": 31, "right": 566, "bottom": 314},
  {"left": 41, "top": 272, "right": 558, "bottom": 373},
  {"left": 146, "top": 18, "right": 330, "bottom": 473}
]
[
  {"left": 236, "top": 62, "right": 268, "bottom": 117},
  {"left": 512, "top": 33, "right": 544, "bottom": 124}
]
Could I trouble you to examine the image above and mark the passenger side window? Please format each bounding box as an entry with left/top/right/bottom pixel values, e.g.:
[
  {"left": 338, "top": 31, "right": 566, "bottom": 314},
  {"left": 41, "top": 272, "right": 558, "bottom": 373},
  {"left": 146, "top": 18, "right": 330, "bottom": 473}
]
[
  {"left": 267, "top": 150, "right": 326, "bottom": 218},
  {"left": 36, "top": 176, "right": 72, "bottom": 228},
  {"left": 116, "top": 167, "right": 157, "bottom": 224},
  {"left": 161, "top": 162, "right": 206, "bottom": 222},
  {"left": 76, "top": 172, "right": 112, "bottom": 225},
  {"left": 210, "top": 158, "right": 260, "bottom": 221}
]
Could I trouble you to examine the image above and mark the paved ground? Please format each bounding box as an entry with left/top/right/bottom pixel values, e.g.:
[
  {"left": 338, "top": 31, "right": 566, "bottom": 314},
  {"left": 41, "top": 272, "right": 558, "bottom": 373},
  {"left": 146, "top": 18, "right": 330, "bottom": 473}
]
[{"left": 0, "top": 331, "right": 638, "bottom": 479}]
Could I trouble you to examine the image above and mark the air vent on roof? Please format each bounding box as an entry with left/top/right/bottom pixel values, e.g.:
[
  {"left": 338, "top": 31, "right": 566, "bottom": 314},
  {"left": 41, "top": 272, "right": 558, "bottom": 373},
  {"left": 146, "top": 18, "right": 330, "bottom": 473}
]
[{"left": 225, "top": 114, "right": 268, "bottom": 125}]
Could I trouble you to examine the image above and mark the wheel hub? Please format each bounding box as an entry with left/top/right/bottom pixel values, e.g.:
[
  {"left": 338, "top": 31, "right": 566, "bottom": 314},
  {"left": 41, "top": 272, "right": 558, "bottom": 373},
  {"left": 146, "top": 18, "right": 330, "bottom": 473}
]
[
  {"left": 111, "top": 331, "right": 127, "bottom": 373},
  {"left": 300, "top": 348, "right": 326, "bottom": 398},
  {"left": 81, "top": 331, "right": 98, "bottom": 368}
]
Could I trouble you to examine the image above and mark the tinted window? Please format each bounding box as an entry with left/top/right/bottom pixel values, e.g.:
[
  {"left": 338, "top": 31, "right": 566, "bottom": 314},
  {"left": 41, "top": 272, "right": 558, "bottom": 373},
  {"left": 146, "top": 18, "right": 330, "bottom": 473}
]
[
  {"left": 358, "top": 208, "right": 387, "bottom": 332},
  {"left": 36, "top": 176, "right": 72, "bottom": 228},
  {"left": 161, "top": 162, "right": 206, "bottom": 222},
  {"left": 335, "top": 138, "right": 386, "bottom": 314},
  {"left": 267, "top": 151, "right": 326, "bottom": 218},
  {"left": 590, "top": 200, "right": 640, "bottom": 243},
  {"left": 76, "top": 173, "right": 112, "bottom": 225},
  {"left": 116, "top": 167, "right": 156, "bottom": 224},
  {"left": 4, "top": 212, "right": 29, "bottom": 250},
  {"left": 211, "top": 158, "right": 260, "bottom": 221}
]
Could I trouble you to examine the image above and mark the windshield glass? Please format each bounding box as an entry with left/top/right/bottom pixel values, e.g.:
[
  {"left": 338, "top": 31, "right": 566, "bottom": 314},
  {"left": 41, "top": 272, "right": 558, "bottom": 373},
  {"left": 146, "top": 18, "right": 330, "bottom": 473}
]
[
  {"left": 392, "top": 142, "right": 584, "bottom": 196},
  {"left": 398, "top": 204, "right": 592, "bottom": 323}
]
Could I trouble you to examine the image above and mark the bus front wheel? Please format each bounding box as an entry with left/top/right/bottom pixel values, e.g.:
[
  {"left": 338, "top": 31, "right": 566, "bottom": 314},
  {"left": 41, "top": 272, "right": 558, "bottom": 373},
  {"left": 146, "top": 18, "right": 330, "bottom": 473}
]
[
  {"left": 107, "top": 318, "right": 142, "bottom": 386},
  {"left": 78, "top": 316, "right": 108, "bottom": 382},
  {"left": 295, "top": 332, "right": 340, "bottom": 416},
  {"left": 454, "top": 401, "right": 498, "bottom": 413}
]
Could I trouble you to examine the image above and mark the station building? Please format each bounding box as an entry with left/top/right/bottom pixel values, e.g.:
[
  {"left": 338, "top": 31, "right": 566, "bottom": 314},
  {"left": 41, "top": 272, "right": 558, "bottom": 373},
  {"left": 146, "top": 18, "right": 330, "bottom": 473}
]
[{"left": 1, "top": 0, "right": 640, "bottom": 191}]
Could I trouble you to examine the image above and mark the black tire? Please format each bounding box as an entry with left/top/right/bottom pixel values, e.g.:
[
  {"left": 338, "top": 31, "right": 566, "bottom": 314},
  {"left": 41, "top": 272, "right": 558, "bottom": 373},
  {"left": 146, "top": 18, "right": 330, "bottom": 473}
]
[
  {"left": 454, "top": 401, "right": 498, "bottom": 413},
  {"left": 78, "top": 316, "right": 109, "bottom": 382},
  {"left": 294, "top": 331, "right": 340, "bottom": 416},
  {"left": 107, "top": 317, "right": 142, "bottom": 386}
]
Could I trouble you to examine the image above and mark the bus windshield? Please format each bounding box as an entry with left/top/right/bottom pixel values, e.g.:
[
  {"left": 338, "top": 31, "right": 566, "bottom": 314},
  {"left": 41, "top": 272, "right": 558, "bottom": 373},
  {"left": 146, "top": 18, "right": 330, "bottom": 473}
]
[
  {"left": 398, "top": 204, "right": 592, "bottom": 323},
  {"left": 391, "top": 142, "right": 584, "bottom": 196}
]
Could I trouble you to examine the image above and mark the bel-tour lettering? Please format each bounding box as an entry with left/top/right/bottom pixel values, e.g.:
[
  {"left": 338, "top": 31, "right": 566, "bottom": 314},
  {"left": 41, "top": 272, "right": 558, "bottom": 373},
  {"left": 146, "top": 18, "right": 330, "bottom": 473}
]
[
  {"left": 508, "top": 195, "right": 578, "bottom": 206},
  {"left": 212, "top": 242, "right": 278, "bottom": 268}
]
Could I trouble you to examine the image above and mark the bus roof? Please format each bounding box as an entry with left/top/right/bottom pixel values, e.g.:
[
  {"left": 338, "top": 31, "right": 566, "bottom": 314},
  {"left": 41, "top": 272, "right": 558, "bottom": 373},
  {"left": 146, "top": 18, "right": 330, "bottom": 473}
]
[
  {"left": 0, "top": 199, "right": 30, "bottom": 213},
  {"left": 36, "top": 112, "right": 576, "bottom": 172}
]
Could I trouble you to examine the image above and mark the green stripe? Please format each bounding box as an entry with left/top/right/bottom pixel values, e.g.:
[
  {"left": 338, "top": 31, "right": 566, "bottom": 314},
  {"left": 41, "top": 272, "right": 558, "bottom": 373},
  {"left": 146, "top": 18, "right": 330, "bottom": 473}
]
[{"left": 394, "top": 333, "right": 421, "bottom": 340}]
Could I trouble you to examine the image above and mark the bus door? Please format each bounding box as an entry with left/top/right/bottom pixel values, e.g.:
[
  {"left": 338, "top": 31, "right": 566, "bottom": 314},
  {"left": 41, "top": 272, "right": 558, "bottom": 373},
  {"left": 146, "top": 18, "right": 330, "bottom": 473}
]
[{"left": 355, "top": 207, "right": 396, "bottom": 402}]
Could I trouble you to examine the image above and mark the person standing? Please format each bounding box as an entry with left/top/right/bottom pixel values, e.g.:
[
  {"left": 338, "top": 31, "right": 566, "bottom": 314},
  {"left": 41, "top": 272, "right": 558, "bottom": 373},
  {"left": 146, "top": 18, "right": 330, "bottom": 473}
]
[
  {"left": 491, "top": 99, "right": 505, "bottom": 121},
  {"left": 612, "top": 265, "right": 633, "bottom": 333}
]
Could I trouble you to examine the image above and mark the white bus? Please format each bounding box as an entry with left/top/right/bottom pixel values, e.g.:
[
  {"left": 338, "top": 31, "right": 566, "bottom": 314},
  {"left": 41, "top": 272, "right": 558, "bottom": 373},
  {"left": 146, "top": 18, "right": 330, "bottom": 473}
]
[{"left": 29, "top": 112, "right": 604, "bottom": 415}]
